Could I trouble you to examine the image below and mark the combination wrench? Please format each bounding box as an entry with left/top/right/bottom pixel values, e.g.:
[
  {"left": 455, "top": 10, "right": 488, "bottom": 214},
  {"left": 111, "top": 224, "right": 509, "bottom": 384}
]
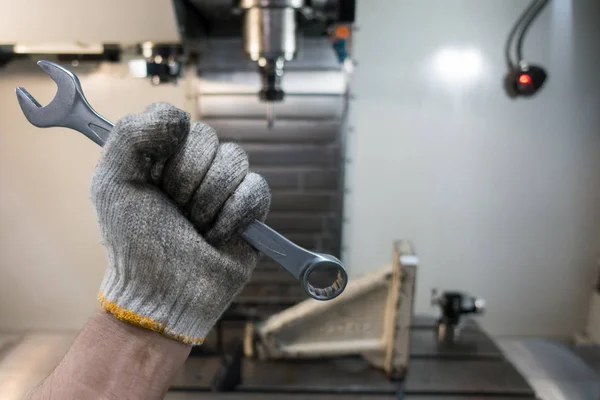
[{"left": 16, "top": 60, "right": 347, "bottom": 301}]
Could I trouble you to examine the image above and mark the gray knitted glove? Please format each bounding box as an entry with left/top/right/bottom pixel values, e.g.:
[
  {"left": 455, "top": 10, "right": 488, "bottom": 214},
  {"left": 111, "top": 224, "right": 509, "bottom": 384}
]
[{"left": 91, "top": 103, "right": 270, "bottom": 345}]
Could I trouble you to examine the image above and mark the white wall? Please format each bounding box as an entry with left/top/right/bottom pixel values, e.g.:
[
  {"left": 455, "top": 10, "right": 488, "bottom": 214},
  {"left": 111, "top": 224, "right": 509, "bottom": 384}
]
[
  {"left": 0, "top": 63, "right": 187, "bottom": 330},
  {"left": 344, "top": 0, "right": 600, "bottom": 336}
]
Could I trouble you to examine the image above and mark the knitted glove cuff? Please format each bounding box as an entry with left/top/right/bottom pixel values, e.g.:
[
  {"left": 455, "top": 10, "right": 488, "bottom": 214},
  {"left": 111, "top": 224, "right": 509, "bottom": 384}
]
[
  {"left": 98, "top": 267, "right": 208, "bottom": 346},
  {"left": 98, "top": 292, "right": 206, "bottom": 346}
]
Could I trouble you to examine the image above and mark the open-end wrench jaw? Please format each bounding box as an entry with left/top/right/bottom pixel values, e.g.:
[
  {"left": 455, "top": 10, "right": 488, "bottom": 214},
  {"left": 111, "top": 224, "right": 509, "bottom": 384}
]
[
  {"left": 16, "top": 61, "right": 79, "bottom": 128},
  {"left": 16, "top": 60, "right": 112, "bottom": 145}
]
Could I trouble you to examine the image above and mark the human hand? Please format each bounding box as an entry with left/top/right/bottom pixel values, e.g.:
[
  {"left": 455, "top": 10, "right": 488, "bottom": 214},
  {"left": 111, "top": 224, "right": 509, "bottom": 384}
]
[{"left": 91, "top": 103, "right": 270, "bottom": 345}]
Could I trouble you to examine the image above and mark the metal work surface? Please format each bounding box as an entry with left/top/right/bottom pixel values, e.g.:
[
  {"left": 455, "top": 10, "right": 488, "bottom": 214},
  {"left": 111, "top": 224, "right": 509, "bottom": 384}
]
[
  {"left": 405, "top": 358, "right": 532, "bottom": 395},
  {"left": 0, "top": 318, "right": 539, "bottom": 399},
  {"left": 237, "top": 357, "right": 533, "bottom": 395},
  {"left": 166, "top": 395, "right": 529, "bottom": 400},
  {"left": 410, "top": 322, "right": 503, "bottom": 359},
  {"left": 176, "top": 316, "right": 537, "bottom": 398},
  {"left": 169, "top": 355, "right": 536, "bottom": 397},
  {"left": 239, "top": 357, "right": 397, "bottom": 393},
  {"left": 408, "top": 315, "right": 502, "bottom": 358},
  {"left": 167, "top": 394, "right": 397, "bottom": 400},
  {"left": 9, "top": 321, "right": 600, "bottom": 399},
  {"left": 499, "top": 339, "right": 600, "bottom": 400},
  {"left": 569, "top": 344, "right": 600, "bottom": 377}
]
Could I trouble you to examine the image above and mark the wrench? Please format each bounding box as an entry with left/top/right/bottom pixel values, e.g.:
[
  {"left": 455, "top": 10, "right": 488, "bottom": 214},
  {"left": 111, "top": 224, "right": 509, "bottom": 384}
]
[{"left": 16, "top": 60, "right": 347, "bottom": 301}]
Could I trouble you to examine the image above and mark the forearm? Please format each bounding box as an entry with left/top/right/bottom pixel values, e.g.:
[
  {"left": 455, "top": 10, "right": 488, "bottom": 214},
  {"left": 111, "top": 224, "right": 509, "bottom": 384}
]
[{"left": 28, "top": 309, "right": 191, "bottom": 400}]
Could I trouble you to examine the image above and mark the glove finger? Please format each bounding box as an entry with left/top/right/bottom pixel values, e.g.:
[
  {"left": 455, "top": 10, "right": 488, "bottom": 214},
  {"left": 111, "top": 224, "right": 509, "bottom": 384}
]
[
  {"left": 188, "top": 143, "right": 249, "bottom": 233},
  {"left": 219, "top": 236, "right": 261, "bottom": 280},
  {"left": 161, "top": 122, "right": 219, "bottom": 207},
  {"left": 205, "top": 172, "right": 271, "bottom": 246},
  {"left": 98, "top": 103, "right": 189, "bottom": 183}
]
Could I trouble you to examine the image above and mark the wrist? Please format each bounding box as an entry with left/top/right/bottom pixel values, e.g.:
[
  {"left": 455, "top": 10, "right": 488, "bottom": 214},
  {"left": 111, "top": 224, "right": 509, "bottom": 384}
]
[
  {"left": 34, "top": 309, "right": 190, "bottom": 400},
  {"left": 86, "top": 308, "right": 193, "bottom": 355}
]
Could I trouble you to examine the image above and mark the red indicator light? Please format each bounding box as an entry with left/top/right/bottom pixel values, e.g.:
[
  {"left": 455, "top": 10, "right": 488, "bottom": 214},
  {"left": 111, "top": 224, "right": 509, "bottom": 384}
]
[{"left": 518, "top": 74, "right": 532, "bottom": 85}]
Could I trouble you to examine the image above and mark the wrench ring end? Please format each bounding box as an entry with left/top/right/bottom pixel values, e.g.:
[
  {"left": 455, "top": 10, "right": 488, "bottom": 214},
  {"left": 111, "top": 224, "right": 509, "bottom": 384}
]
[{"left": 300, "top": 256, "right": 348, "bottom": 301}]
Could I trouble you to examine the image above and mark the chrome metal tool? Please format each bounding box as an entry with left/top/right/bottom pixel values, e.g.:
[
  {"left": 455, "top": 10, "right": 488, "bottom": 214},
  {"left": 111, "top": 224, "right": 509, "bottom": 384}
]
[{"left": 16, "top": 60, "right": 347, "bottom": 301}]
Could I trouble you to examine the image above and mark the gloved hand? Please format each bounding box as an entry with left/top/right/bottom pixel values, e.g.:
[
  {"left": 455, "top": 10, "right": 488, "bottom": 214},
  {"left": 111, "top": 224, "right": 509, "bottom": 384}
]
[{"left": 91, "top": 103, "right": 270, "bottom": 345}]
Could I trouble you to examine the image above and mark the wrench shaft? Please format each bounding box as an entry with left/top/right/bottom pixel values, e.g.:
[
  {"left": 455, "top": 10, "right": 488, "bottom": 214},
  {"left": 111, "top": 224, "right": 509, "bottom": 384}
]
[{"left": 15, "top": 60, "right": 348, "bottom": 300}]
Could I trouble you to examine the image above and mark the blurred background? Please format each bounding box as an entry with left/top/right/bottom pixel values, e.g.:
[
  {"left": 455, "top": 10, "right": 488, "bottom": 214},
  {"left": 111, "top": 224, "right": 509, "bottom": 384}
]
[{"left": 1, "top": 0, "right": 599, "bottom": 399}]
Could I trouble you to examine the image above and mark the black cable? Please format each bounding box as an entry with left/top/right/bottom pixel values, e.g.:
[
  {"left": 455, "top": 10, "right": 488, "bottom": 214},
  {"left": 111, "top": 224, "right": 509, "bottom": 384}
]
[
  {"left": 504, "top": 0, "right": 541, "bottom": 69},
  {"left": 516, "top": 0, "right": 549, "bottom": 62}
]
